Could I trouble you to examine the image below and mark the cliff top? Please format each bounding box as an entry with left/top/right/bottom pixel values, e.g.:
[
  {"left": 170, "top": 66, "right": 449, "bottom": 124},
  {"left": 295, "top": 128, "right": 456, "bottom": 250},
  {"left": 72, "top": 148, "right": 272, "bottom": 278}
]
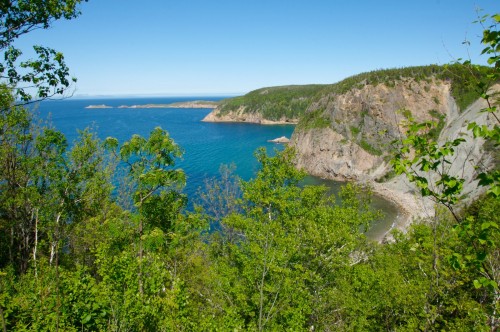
[{"left": 211, "top": 64, "right": 495, "bottom": 123}]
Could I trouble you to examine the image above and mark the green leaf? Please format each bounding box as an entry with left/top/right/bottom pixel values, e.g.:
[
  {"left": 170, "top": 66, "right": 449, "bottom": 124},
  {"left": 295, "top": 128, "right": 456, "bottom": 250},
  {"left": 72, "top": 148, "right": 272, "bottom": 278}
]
[
  {"left": 82, "top": 313, "right": 92, "bottom": 324},
  {"left": 473, "top": 279, "right": 482, "bottom": 289},
  {"left": 488, "top": 185, "right": 500, "bottom": 198}
]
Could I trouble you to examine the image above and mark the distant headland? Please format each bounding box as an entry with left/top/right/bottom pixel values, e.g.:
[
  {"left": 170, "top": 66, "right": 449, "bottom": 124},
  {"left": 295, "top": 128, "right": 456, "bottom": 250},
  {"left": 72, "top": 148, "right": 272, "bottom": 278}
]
[
  {"left": 85, "top": 104, "right": 113, "bottom": 109},
  {"left": 85, "top": 100, "right": 219, "bottom": 109}
]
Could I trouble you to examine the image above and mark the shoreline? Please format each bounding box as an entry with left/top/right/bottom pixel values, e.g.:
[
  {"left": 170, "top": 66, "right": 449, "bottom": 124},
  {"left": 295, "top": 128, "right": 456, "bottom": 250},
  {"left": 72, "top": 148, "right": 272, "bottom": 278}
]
[
  {"left": 306, "top": 173, "right": 430, "bottom": 243},
  {"left": 202, "top": 118, "right": 298, "bottom": 125},
  {"left": 370, "top": 180, "right": 433, "bottom": 241},
  {"left": 202, "top": 114, "right": 298, "bottom": 125},
  {"left": 86, "top": 101, "right": 218, "bottom": 109},
  {"left": 202, "top": 108, "right": 298, "bottom": 125}
]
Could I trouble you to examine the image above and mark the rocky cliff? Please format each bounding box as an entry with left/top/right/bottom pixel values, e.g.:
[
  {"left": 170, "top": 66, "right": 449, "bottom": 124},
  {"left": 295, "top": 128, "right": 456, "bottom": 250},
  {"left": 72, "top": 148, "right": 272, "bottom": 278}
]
[
  {"left": 292, "top": 78, "right": 454, "bottom": 181},
  {"left": 291, "top": 77, "right": 498, "bottom": 224},
  {"left": 203, "top": 65, "right": 498, "bottom": 227}
]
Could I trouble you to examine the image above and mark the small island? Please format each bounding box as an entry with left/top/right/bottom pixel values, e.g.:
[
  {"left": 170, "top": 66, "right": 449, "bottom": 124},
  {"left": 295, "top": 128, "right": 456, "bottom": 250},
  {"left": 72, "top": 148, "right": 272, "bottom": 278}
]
[
  {"left": 85, "top": 100, "right": 219, "bottom": 110},
  {"left": 117, "top": 100, "right": 219, "bottom": 109},
  {"left": 85, "top": 104, "right": 113, "bottom": 109}
]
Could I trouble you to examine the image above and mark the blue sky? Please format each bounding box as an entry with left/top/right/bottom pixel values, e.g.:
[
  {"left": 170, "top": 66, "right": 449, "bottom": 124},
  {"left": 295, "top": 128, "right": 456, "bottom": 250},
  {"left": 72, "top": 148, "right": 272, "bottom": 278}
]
[{"left": 13, "top": 0, "right": 499, "bottom": 96}]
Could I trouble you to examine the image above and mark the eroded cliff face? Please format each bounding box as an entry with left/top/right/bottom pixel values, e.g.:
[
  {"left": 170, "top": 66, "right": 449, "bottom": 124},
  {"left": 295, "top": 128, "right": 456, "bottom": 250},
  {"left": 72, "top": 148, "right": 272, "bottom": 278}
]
[
  {"left": 291, "top": 79, "right": 498, "bottom": 219},
  {"left": 292, "top": 128, "right": 378, "bottom": 181},
  {"left": 292, "top": 78, "right": 454, "bottom": 180},
  {"left": 202, "top": 106, "right": 299, "bottom": 125}
]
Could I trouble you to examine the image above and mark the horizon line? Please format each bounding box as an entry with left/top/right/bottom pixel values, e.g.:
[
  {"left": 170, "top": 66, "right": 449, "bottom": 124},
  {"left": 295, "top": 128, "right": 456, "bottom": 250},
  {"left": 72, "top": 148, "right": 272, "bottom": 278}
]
[{"left": 70, "top": 92, "right": 244, "bottom": 99}]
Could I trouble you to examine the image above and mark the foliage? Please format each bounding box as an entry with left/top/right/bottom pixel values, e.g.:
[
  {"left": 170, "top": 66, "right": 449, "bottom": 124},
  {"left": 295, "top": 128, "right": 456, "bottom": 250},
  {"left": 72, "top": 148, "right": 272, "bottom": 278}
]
[
  {"left": 218, "top": 84, "right": 327, "bottom": 121},
  {"left": 0, "top": 90, "right": 114, "bottom": 274},
  {"left": 208, "top": 148, "right": 378, "bottom": 330},
  {"left": 427, "top": 109, "right": 446, "bottom": 140},
  {"left": 350, "top": 125, "right": 360, "bottom": 136},
  {"left": 296, "top": 107, "right": 330, "bottom": 129},
  {"left": 390, "top": 11, "right": 500, "bottom": 330},
  {"left": 106, "top": 127, "right": 187, "bottom": 232},
  {"left": 195, "top": 163, "right": 242, "bottom": 223},
  {"left": 335, "top": 212, "right": 492, "bottom": 331},
  {"left": 0, "top": 0, "right": 87, "bottom": 103},
  {"left": 1, "top": 2, "right": 500, "bottom": 331},
  {"left": 375, "top": 169, "right": 396, "bottom": 183},
  {"left": 359, "top": 138, "right": 382, "bottom": 156},
  {"left": 391, "top": 113, "right": 467, "bottom": 210},
  {"left": 0, "top": 0, "right": 86, "bottom": 49}
]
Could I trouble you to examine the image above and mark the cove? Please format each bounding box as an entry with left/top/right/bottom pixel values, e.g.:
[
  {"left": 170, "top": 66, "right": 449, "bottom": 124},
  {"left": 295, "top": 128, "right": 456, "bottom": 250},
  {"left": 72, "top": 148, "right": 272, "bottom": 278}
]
[
  {"left": 35, "top": 97, "right": 401, "bottom": 240},
  {"left": 302, "top": 176, "right": 401, "bottom": 241}
]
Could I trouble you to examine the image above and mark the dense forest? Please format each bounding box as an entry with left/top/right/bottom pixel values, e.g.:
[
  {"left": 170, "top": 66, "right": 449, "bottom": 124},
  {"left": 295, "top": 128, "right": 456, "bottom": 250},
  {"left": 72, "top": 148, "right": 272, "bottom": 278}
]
[{"left": 0, "top": 2, "right": 499, "bottom": 331}]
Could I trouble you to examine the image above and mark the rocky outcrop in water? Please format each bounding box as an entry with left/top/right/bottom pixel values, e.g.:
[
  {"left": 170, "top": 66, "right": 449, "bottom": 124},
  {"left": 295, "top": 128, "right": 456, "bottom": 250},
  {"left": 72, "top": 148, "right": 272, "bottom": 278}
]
[{"left": 268, "top": 136, "right": 290, "bottom": 143}]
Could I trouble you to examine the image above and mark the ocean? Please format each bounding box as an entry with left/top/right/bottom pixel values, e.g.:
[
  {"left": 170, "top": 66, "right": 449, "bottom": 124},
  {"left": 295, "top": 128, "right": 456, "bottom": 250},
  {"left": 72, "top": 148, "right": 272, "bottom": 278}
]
[{"left": 32, "top": 96, "right": 398, "bottom": 240}]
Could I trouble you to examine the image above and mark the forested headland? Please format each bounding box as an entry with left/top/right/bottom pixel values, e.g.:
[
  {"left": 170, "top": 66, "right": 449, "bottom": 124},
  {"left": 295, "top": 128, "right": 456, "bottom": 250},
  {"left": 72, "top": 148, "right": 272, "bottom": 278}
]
[{"left": 0, "top": 2, "right": 499, "bottom": 331}]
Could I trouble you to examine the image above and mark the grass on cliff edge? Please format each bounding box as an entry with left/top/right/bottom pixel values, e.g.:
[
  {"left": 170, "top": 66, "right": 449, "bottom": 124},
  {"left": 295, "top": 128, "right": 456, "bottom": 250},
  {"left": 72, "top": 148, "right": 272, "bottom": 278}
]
[
  {"left": 318, "top": 63, "right": 494, "bottom": 111},
  {"left": 218, "top": 64, "right": 494, "bottom": 125}
]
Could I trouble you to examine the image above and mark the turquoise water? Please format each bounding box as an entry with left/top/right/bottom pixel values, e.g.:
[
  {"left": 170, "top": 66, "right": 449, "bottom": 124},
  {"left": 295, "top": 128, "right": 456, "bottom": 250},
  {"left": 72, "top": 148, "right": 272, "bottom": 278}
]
[
  {"left": 34, "top": 97, "right": 398, "bottom": 240},
  {"left": 35, "top": 97, "right": 294, "bottom": 197}
]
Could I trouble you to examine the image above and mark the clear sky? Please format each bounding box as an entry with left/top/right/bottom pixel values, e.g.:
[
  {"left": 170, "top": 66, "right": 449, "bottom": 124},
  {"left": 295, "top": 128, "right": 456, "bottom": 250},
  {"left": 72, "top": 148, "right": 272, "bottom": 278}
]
[{"left": 13, "top": 0, "right": 499, "bottom": 97}]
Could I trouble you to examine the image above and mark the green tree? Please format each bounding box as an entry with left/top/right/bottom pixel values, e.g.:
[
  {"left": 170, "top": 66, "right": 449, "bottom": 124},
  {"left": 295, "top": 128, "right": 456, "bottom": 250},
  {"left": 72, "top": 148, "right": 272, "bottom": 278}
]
[
  {"left": 390, "top": 12, "right": 500, "bottom": 331},
  {"left": 0, "top": 0, "right": 90, "bottom": 274},
  {"left": 0, "top": 0, "right": 87, "bottom": 103},
  {"left": 210, "top": 148, "right": 378, "bottom": 330},
  {"left": 96, "top": 128, "right": 216, "bottom": 330},
  {"left": 0, "top": 90, "right": 113, "bottom": 275},
  {"left": 0, "top": 123, "right": 115, "bottom": 330},
  {"left": 196, "top": 163, "right": 242, "bottom": 223},
  {"left": 105, "top": 127, "right": 186, "bottom": 296}
]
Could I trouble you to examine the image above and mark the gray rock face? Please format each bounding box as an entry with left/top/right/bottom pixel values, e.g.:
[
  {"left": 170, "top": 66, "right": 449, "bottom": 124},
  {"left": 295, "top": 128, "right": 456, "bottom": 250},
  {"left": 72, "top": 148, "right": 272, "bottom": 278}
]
[
  {"left": 292, "top": 79, "right": 452, "bottom": 181},
  {"left": 292, "top": 128, "right": 378, "bottom": 181},
  {"left": 291, "top": 79, "right": 499, "bottom": 222}
]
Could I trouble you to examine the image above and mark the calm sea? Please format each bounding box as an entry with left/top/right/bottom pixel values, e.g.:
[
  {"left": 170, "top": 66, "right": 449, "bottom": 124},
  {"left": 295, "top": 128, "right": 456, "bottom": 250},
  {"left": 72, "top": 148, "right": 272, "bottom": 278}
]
[{"left": 33, "top": 96, "right": 398, "bottom": 240}]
